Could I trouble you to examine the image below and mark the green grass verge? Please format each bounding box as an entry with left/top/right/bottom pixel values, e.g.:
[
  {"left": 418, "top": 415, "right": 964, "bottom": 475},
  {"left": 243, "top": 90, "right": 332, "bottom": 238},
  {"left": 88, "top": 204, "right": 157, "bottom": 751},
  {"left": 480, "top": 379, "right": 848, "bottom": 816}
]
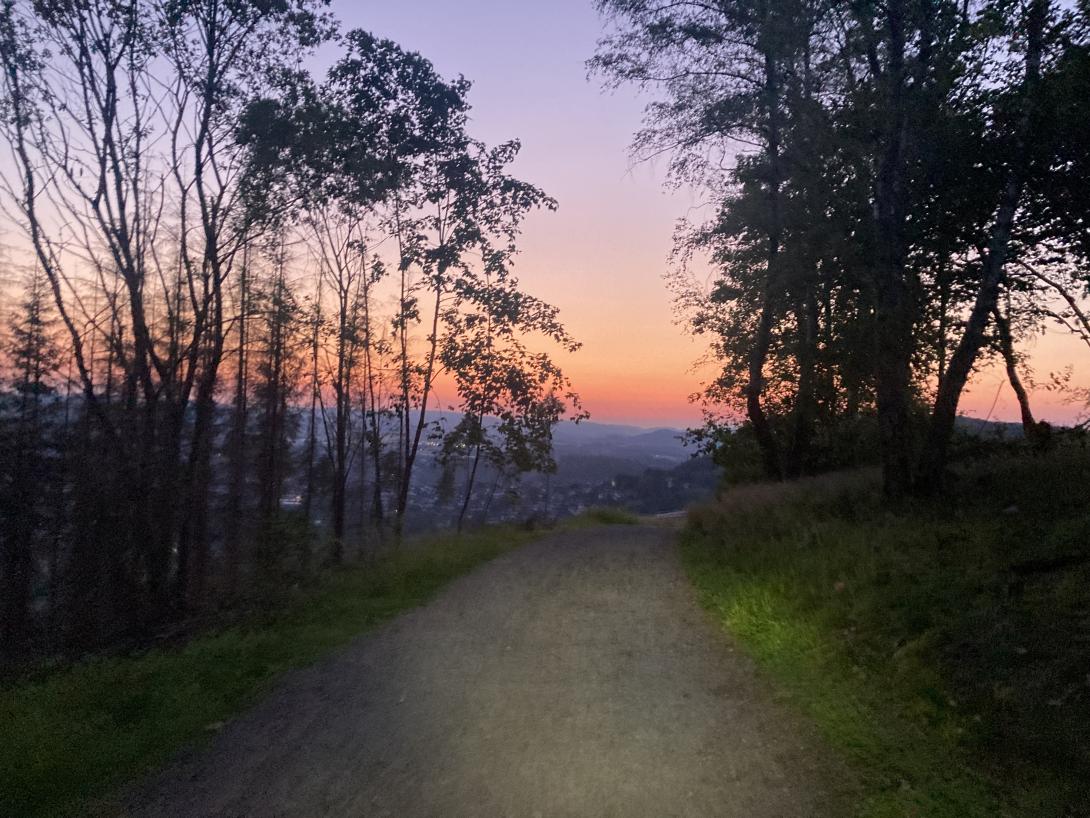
[
  {"left": 681, "top": 451, "right": 1090, "bottom": 818},
  {"left": 562, "top": 506, "right": 641, "bottom": 528},
  {"left": 0, "top": 525, "right": 536, "bottom": 818}
]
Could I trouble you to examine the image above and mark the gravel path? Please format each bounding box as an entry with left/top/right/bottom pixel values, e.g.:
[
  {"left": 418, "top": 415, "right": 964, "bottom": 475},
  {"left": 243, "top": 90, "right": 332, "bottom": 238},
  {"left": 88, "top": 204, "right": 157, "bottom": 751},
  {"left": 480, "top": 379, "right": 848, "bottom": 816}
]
[{"left": 123, "top": 525, "right": 841, "bottom": 817}]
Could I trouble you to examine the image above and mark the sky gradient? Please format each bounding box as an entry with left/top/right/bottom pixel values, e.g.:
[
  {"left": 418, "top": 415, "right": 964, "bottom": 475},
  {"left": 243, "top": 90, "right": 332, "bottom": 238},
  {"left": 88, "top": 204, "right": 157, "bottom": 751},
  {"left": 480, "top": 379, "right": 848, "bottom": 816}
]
[{"left": 334, "top": 0, "right": 1087, "bottom": 429}]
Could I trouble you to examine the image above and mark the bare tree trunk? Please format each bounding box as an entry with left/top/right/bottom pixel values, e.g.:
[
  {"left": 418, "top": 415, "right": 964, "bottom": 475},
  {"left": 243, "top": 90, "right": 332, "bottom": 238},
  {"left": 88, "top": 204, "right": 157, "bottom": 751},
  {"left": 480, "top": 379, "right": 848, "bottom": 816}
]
[
  {"left": 787, "top": 288, "right": 819, "bottom": 478},
  {"left": 747, "top": 293, "right": 782, "bottom": 479},
  {"left": 936, "top": 261, "right": 950, "bottom": 387},
  {"left": 331, "top": 399, "right": 347, "bottom": 562},
  {"left": 313, "top": 211, "right": 364, "bottom": 565},
  {"left": 746, "top": 36, "right": 784, "bottom": 481},
  {"left": 871, "top": 0, "right": 915, "bottom": 499},
  {"left": 481, "top": 467, "right": 505, "bottom": 526},
  {"left": 302, "top": 288, "right": 321, "bottom": 527},
  {"left": 917, "top": 0, "right": 1046, "bottom": 488},
  {"left": 178, "top": 329, "right": 222, "bottom": 609},
  {"left": 362, "top": 305, "right": 385, "bottom": 531},
  {"left": 993, "top": 306, "right": 1036, "bottom": 436},
  {"left": 224, "top": 261, "right": 250, "bottom": 597},
  {"left": 300, "top": 285, "right": 321, "bottom": 575},
  {"left": 395, "top": 280, "right": 444, "bottom": 539},
  {"left": 457, "top": 432, "right": 485, "bottom": 533},
  {"left": 257, "top": 263, "right": 290, "bottom": 526}
]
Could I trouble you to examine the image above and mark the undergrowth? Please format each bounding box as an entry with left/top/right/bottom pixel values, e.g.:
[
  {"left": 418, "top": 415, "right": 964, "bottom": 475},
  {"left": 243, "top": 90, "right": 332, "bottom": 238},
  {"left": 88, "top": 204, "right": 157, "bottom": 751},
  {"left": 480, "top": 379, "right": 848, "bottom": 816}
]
[
  {"left": 0, "top": 525, "right": 535, "bottom": 818},
  {"left": 682, "top": 449, "right": 1090, "bottom": 817}
]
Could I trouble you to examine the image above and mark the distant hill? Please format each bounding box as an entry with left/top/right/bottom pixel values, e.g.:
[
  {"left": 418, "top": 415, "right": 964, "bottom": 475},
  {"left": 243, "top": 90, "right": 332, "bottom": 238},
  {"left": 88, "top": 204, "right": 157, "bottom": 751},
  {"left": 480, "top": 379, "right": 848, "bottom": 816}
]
[
  {"left": 551, "top": 421, "right": 691, "bottom": 485},
  {"left": 954, "top": 416, "right": 1025, "bottom": 438},
  {"left": 414, "top": 413, "right": 693, "bottom": 485}
]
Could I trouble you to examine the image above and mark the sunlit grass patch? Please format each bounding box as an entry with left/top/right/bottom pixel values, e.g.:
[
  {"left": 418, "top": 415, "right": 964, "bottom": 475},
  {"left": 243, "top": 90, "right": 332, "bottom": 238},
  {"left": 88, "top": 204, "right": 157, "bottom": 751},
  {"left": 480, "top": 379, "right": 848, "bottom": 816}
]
[
  {"left": 682, "top": 449, "right": 1090, "bottom": 817},
  {"left": 687, "top": 555, "right": 995, "bottom": 817},
  {"left": 0, "top": 525, "right": 534, "bottom": 818}
]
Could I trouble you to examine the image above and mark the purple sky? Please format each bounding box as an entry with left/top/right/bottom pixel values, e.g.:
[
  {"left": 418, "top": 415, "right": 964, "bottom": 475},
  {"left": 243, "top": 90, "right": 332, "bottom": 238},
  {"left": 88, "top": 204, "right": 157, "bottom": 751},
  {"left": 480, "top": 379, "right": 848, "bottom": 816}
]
[
  {"left": 325, "top": 0, "right": 716, "bottom": 429},
  {"left": 321, "top": 0, "right": 1087, "bottom": 429}
]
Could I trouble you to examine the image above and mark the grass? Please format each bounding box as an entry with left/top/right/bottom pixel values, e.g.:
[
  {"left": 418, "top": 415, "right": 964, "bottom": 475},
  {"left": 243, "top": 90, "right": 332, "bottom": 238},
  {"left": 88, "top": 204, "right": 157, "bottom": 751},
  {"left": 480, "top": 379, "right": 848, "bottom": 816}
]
[
  {"left": 562, "top": 505, "right": 641, "bottom": 528},
  {"left": 0, "top": 525, "right": 537, "bottom": 818},
  {"left": 681, "top": 449, "right": 1090, "bottom": 817}
]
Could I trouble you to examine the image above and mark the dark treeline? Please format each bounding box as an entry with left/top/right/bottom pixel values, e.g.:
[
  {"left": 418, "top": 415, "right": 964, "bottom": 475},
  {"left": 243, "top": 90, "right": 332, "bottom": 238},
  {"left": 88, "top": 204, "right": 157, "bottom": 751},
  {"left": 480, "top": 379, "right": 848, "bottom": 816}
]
[
  {"left": 594, "top": 0, "right": 1090, "bottom": 489},
  {"left": 0, "top": 1, "right": 581, "bottom": 661}
]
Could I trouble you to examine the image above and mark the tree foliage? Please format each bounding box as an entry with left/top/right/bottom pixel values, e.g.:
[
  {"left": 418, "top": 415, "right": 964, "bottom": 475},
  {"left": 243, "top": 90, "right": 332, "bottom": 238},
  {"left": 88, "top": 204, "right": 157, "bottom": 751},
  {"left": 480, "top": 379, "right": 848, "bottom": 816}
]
[
  {"left": 0, "top": 4, "right": 581, "bottom": 660},
  {"left": 595, "top": 0, "right": 1090, "bottom": 494}
]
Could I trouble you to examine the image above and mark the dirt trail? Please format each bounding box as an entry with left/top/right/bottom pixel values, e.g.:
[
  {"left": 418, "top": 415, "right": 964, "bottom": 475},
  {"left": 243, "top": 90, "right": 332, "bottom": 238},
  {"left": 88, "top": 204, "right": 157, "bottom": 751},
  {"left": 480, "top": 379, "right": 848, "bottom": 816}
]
[{"left": 124, "top": 525, "right": 841, "bottom": 817}]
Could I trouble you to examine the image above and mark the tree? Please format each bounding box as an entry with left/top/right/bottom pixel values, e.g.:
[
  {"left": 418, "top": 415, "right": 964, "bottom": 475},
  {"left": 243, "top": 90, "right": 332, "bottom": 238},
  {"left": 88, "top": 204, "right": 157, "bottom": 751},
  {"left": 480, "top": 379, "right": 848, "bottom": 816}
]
[
  {"left": 254, "top": 240, "right": 303, "bottom": 530},
  {"left": 596, "top": 0, "right": 1090, "bottom": 494},
  {"left": 222, "top": 249, "right": 255, "bottom": 597},
  {"left": 441, "top": 274, "right": 583, "bottom": 531},
  {"left": 0, "top": 0, "right": 332, "bottom": 634},
  {"left": 593, "top": 0, "right": 825, "bottom": 480},
  {"left": 0, "top": 11, "right": 584, "bottom": 657},
  {"left": 310, "top": 207, "right": 367, "bottom": 562},
  {"left": 918, "top": 0, "right": 1052, "bottom": 486},
  {"left": 0, "top": 267, "right": 59, "bottom": 654}
]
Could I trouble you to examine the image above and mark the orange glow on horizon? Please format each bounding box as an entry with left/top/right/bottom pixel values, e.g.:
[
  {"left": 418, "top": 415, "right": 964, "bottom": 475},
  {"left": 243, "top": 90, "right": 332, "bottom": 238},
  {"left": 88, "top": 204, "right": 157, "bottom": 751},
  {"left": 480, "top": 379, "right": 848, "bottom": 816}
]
[{"left": 342, "top": 0, "right": 1087, "bottom": 431}]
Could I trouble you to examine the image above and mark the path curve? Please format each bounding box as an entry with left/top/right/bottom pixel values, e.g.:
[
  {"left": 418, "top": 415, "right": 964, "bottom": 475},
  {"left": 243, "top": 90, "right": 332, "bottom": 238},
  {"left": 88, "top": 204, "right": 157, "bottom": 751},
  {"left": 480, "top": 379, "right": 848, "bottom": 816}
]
[{"left": 124, "top": 525, "right": 840, "bottom": 817}]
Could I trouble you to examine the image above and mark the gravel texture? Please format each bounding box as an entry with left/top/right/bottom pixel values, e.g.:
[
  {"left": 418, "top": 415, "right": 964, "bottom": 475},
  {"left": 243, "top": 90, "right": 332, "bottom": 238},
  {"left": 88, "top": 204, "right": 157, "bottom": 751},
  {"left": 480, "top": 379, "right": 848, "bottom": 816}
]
[{"left": 123, "top": 525, "right": 842, "bottom": 817}]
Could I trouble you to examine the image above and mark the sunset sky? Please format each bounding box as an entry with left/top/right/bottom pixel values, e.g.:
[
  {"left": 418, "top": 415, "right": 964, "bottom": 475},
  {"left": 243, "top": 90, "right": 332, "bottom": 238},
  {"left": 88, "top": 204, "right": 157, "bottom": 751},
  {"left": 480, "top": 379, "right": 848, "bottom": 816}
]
[{"left": 333, "top": 0, "right": 1087, "bottom": 429}]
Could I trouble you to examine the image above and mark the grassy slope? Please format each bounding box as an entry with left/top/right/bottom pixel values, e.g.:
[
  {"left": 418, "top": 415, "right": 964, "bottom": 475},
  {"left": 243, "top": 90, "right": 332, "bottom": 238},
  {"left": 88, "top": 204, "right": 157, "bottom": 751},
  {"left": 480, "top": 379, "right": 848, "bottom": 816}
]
[
  {"left": 682, "top": 451, "right": 1090, "bottom": 818},
  {"left": 1, "top": 526, "right": 537, "bottom": 818},
  {"left": 561, "top": 506, "right": 641, "bottom": 528}
]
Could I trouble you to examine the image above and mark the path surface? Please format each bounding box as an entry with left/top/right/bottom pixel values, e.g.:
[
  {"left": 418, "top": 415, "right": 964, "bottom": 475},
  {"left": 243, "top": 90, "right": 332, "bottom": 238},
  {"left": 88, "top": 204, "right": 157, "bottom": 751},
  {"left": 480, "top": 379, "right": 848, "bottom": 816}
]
[{"left": 124, "top": 526, "right": 840, "bottom": 817}]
